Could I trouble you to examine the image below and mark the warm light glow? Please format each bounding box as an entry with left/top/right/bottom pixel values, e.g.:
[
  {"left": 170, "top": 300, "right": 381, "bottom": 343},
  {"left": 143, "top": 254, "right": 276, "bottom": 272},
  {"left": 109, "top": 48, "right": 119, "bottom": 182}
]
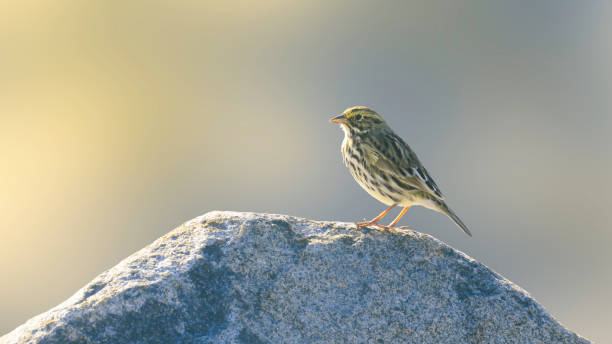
[{"left": 0, "top": 1, "right": 610, "bottom": 342}]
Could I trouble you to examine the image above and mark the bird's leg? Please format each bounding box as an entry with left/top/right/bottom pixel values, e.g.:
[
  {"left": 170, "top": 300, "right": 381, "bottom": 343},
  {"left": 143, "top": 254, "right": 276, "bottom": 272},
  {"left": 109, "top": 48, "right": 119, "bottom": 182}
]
[
  {"left": 387, "top": 206, "right": 410, "bottom": 228},
  {"left": 356, "top": 204, "right": 396, "bottom": 228}
]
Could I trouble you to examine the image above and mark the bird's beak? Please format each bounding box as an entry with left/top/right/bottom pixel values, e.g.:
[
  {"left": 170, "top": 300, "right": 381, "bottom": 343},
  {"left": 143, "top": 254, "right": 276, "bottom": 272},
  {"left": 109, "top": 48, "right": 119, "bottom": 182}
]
[{"left": 329, "top": 114, "right": 347, "bottom": 124}]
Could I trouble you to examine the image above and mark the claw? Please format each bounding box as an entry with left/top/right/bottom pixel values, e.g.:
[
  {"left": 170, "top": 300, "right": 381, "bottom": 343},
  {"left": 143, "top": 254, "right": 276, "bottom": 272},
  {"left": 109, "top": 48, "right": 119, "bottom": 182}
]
[
  {"left": 355, "top": 221, "right": 376, "bottom": 228},
  {"left": 355, "top": 221, "right": 395, "bottom": 231},
  {"left": 355, "top": 205, "right": 397, "bottom": 229}
]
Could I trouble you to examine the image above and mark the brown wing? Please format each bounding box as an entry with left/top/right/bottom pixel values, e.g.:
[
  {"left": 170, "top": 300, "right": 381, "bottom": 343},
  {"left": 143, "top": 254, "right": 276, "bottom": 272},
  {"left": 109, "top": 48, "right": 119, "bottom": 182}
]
[{"left": 363, "top": 131, "right": 445, "bottom": 200}]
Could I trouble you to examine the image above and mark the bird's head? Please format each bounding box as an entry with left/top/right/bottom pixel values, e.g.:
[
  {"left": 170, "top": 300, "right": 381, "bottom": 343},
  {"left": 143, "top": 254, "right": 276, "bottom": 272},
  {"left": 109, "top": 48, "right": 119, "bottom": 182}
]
[{"left": 330, "top": 106, "right": 387, "bottom": 134}]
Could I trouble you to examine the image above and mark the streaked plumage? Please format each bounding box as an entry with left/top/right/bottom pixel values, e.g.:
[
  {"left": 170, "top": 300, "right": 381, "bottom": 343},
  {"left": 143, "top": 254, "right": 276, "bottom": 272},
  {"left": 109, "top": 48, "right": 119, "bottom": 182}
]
[{"left": 330, "top": 106, "right": 471, "bottom": 236}]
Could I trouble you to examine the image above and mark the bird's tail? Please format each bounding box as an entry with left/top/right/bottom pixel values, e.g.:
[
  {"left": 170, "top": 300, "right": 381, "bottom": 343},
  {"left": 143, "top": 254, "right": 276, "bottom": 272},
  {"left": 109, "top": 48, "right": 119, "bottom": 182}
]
[{"left": 437, "top": 201, "right": 472, "bottom": 237}]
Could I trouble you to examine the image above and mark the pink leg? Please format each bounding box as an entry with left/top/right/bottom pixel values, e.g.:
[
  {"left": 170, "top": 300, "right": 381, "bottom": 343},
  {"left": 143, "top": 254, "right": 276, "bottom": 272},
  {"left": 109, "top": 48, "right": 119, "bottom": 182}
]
[
  {"left": 356, "top": 204, "right": 396, "bottom": 228},
  {"left": 388, "top": 206, "right": 410, "bottom": 227}
]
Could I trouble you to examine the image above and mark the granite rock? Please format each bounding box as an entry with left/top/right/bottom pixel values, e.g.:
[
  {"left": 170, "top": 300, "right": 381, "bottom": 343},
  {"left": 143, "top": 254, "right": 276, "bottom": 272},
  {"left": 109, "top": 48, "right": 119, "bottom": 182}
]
[{"left": 1, "top": 211, "right": 590, "bottom": 344}]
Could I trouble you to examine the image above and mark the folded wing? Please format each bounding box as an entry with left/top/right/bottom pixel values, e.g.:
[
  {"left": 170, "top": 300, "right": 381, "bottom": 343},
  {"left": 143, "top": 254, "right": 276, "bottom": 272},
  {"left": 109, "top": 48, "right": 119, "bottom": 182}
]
[{"left": 363, "top": 131, "right": 445, "bottom": 200}]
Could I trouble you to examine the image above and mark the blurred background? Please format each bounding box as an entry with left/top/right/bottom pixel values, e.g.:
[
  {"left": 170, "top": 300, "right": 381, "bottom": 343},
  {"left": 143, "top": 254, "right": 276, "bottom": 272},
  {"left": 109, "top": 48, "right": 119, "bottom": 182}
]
[{"left": 1, "top": 0, "right": 610, "bottom": 341}]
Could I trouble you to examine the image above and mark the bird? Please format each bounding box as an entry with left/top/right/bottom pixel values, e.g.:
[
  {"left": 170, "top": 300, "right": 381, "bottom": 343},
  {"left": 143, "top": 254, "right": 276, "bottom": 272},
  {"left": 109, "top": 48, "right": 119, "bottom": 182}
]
[{"left": 330, "top": 106, "right": 472, "bottom": 236}]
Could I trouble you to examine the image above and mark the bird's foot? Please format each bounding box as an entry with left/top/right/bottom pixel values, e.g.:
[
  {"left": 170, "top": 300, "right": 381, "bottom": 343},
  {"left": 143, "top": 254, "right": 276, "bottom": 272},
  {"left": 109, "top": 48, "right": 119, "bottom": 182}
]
[
  {"left": 356, "top": 220, "right": 382, "bottom": 228},
  {"left": 355, "top": 220, "right": 373, "bottom": 228},
  {"left": 355, "top": 221, "right": 395, "bottom": 231}
]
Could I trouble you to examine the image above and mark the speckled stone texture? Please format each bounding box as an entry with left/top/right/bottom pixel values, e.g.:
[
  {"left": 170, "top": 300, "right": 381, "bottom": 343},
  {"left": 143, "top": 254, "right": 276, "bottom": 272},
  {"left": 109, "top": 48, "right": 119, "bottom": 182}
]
[{"left": 1, "top": 211, "right": 589, "bottom": 344}]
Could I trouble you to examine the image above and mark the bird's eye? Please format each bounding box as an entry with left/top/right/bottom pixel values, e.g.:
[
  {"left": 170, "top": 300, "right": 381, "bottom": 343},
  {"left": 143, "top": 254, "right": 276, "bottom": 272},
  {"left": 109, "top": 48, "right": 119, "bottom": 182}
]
[{"left": 355, "top": 114, "right": 363, "bottom": 121}]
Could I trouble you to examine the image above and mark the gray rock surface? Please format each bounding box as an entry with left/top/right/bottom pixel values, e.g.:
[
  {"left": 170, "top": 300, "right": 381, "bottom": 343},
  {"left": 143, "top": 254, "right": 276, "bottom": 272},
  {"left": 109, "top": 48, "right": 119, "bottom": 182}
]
[{"left": 1, "top": 211, "right": 589, "bottom": 344}]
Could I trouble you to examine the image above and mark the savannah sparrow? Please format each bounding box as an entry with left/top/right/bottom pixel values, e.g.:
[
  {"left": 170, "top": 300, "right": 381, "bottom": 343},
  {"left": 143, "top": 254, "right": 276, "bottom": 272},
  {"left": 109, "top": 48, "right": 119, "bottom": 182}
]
[{"left": 330, "top": 106, "right": 472, "bottom": 236}]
